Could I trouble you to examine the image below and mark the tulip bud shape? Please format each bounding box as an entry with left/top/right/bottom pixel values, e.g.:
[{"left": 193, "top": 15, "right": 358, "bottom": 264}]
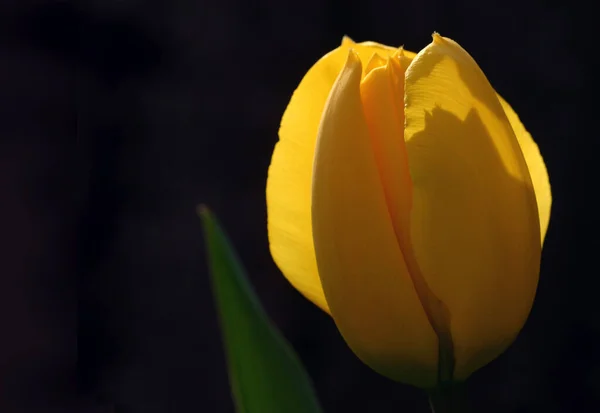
[{"left": 266, "top": 34, "right": 551, "bottom": 388}]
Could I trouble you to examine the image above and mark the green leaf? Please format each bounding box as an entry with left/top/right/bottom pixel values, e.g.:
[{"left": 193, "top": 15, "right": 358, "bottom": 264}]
[{"left": 198, "top": 206, "right": 323, "bottom": 413}]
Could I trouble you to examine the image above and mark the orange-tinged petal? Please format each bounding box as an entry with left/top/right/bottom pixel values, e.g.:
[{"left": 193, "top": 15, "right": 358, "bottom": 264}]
[
  {"left": 360, "top": 57, "right": 412, "bottom": 243},
  {"left": 267, "top": 40, "right": 413, "bottom": 312},
  {"left": 311, "top": 50, "right": 438, "bottom": 387},
  {"left": 365, "top": 53, "right": 387, "bottom": 76},
  {"left": 403, "top": 34, "right": 541, "bottom": 380},
  {"left": 342, "top": 36, "right": 418, "bottom": 61},
  {"left": 498, "top": 96, "right": 552, "bottom": 242}
]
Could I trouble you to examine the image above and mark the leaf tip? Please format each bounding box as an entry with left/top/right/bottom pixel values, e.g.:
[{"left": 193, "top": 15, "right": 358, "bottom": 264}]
[{"left": 197, "top": 203, "right": 212, "bottom": 219}]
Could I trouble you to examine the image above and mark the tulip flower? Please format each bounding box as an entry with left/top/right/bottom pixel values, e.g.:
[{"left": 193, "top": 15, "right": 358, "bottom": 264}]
[{"left": 266, "top": 34, "right": 551, "bottom": 388}]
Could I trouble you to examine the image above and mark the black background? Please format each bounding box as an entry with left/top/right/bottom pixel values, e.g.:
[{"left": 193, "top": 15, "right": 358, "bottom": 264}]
[{"left": 0, "top": 1, "right": 594, "bottom": 412}]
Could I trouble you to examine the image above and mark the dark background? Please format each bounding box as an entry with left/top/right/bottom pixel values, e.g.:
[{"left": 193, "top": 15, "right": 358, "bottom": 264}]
[{"left": 0, "top": 1, "right": 593, "bottom": 412}]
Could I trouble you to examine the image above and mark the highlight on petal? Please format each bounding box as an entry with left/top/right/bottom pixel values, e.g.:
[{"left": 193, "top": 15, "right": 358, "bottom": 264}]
[
  {"left": 311, "top": 50, "right": 438, "bottom": 388},
  {"left": 267, "top": 39, "right": 412, "bottom": 312},
  {"left": 498, "top": 96, "right": 552, "bottom": 242},
  {"left": 266, "top": 46, "right": 348, "bottom": 312},
  {"left": 404, "top": 34, "right": 541, "bottom": 380}
]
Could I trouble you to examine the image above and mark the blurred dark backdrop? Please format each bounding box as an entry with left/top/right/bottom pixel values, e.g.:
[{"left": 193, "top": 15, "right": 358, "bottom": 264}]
[{"left": 0, "top": 0, "right": 593, "bottom": 412}]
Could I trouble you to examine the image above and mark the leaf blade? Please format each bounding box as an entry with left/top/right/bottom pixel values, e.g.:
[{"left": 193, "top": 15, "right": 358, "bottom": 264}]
[{"left": 199, "top": 206, "right": 323, "bottom": 413}]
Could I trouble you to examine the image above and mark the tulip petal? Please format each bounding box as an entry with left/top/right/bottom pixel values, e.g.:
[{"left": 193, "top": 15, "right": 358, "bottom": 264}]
[
  {"left": 342, "top": 36, "right": 418, "bottom": 62},
  {"left": 361, "top": 57, "right": 412, "bottom": 244},
  {"left": 404, "top": 34, "right": 541, "bottom": 380},
  {"left": 311, "top": 50, "right": 438, "bottom": 387},
  {"left": 267, "top": 41, "right": 413, "bottom": 312},
  {"left": 498, "top": 96, "right": 552, "bottom": 242},
  {"left": 365, "top": 53, "right": 387, "bottom": 76}
]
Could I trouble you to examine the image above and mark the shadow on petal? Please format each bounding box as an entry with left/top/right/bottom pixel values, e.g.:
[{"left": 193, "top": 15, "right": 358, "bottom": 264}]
[{"left": 405, "top": 107, "right": 541, "bottom": 381}]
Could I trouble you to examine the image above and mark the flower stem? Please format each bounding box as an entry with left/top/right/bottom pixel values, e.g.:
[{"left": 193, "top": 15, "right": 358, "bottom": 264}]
[
  {"left": 428, "top": 381, "right": 468, "bottom": 413},
  {"left": 428, "top": 331, "right": 468, "bottom": 412}
]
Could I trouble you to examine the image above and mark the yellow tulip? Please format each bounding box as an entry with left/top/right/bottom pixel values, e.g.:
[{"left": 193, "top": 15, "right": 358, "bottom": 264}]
[{"left": 266, "top": 34, "right": 551, "bottom": 388}]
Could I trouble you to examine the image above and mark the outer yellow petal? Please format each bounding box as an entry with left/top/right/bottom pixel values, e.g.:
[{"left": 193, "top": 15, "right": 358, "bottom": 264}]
[
  {"left": 267, "top": 40, "right": 411, "bottom": 312},
  {"left": 404, "top": 34, "right": 541, "bottom": 380},
  {"left": 266, "top": 47, "right": 345, "bottom": 312},
  {"left": 311, "top": 50, "right": 438, "bottom": 388},
  {"left": 498, "top": 96, "right": 552, "bottom": 242}
]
